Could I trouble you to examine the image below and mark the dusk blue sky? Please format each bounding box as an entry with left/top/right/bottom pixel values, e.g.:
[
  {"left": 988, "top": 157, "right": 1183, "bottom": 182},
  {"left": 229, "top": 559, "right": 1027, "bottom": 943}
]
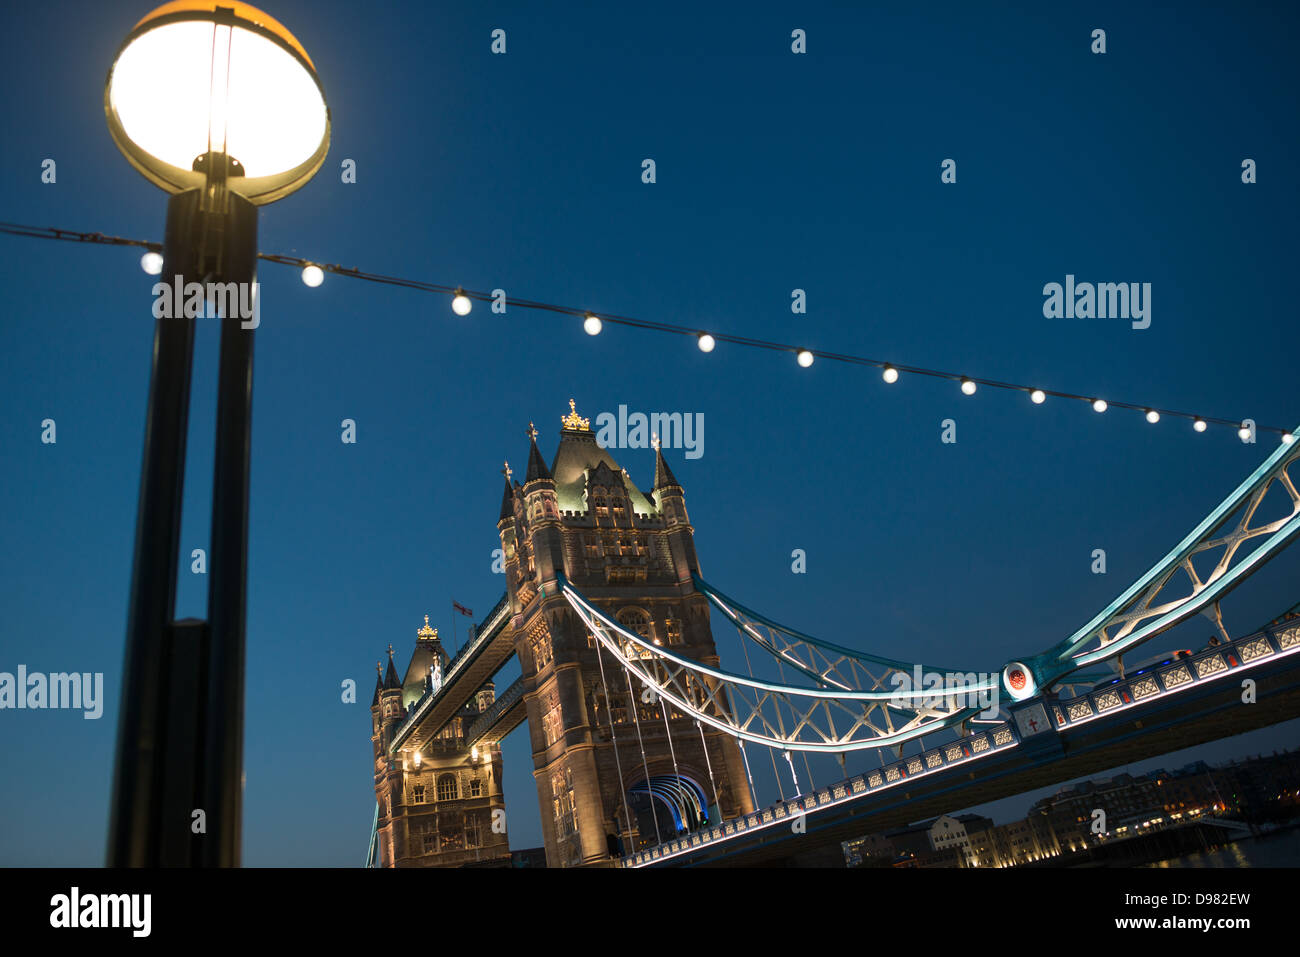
[{"left": 3, "top": 1, "right": 1299, "bottom": 865}]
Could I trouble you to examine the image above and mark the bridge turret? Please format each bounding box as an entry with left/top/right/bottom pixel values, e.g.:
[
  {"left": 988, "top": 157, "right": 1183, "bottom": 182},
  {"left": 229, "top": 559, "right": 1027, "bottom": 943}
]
[
  {"left": 372, "top": 647, "right": 408, "bottom": 867},
  {"left": 497, "top": 463, "right": 525, "bottom": 614},
  {"left": 521, "top": 422, "right": 565, "bottom": 587},
  {"left": 652, "top": 437, "right": 699, "bottom": 580}
]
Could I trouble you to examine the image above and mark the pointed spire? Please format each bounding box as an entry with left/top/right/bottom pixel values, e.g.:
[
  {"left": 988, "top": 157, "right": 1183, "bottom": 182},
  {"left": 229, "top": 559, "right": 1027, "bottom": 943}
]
[
  {"left": 372, "top": 660, "right": 384, "bottom": 706},
  {"left": 383, "top": 643, "right": 401, "bottom": 689},
  {"left": 652, "top": 432, "right": 681, "bottom": 491},
  {"left": 524, "top": 422, "right": 552, "bottom": 482},
  {"left": 499, "top": 460, "right": 516, "bottom": 521}
]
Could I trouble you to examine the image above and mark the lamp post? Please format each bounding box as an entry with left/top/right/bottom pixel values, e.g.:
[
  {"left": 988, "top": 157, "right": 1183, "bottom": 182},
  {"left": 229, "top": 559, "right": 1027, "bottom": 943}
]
[{"left": 105, "top": 0, "right": 329, "bottom": 866}]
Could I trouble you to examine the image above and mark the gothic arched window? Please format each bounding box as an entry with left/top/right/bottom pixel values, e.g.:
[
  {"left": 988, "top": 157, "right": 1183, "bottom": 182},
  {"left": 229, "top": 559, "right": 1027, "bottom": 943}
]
[{"left": 437, "top": 774, "right": 458, "bottom": 802}]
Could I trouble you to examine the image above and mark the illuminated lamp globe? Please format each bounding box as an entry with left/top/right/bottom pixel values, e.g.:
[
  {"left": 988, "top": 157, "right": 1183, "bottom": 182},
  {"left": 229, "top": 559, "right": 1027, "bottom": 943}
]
[
  {"left": 696, "top": 333, "right": 715, "bottom": 353},
  {"left": 1030, "top": 389, "right": 1046, "bottom": 404},
  {"left": 584, "top": 313, "right": 602, "bottom": 336},
  {"left": 300, "top": 264, "right": 324, "bottom": 287},
  {"left": 882, "top": 365, "right": 898, "bottom": 384},
  {"left": 140, "top": 250, "right": 164, "bottom": 275},
  {"left": 1146, "top": 409, "right": 1160, "bottom": 424},
  {"left": 1092, "top": 399, "right": 1108, "bottom": 413},
  {"left": 796, "top": 349, "right": 814, "bottom": 368},
  {"left": 960, "top": 377, "right": 976, "bottom": 395},
  {"left": 105, "top": 1, "right": 330, "bottom": 205},
  {"left": 451, "top": 290, "right": 472, "bottom": 316},
  {"left": 1193, "top": 418, "right": 1207, "bottom": 433}
]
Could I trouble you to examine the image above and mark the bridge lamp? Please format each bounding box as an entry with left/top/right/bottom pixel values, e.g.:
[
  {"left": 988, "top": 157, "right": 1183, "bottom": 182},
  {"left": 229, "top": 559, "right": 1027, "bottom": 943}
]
[
  {"left": 451, "top": 288, "right": 473, "bottom": 316},
  {"left": 1145, "top": 409, "right": 1160, "bottom": 424},
  {"left": 1284, "top": 433, "right": 1295, "bottom": 446},
  {"left": 105, "top": 1, "right": 329, "bottom": 869},
  {"left": 301, "top": 263, "right": 325, "bottom": 287},
  {"left": 696, "top": 332, "right": 715, "bottom": 353},
  {"left": 1092, "top": 398, "right": 1108, "bottom": 413},
  {"left": 1193, "top": 418, "right": 1207, "bottom": 433},
  {"left": 413, "top": 751, "right": 422, "bottom": 768},
  {"left": 1002, "top": 662, "right": 1036, "bottom": 701},
  {"left": 584, "top": 312, "right": 603, "bottom": 335},
  {"left": 882, "top": 364, "right": 899, "bottom": 384},
  {"left": 1029, "top": 389, "right": 1046, "bottom": 404},
  {"left": 960, "top": 376, "right": 976, "bottom": 395},
  {"left": 1238, "top": 424, "right": 1252, "bottom": 442},
  {"left": 796, "top": 349, "right": 814, "bottom": 367}
]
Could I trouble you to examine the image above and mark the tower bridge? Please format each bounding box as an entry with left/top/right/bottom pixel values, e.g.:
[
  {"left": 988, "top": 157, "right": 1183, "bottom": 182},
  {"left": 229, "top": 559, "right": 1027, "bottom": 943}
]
[{"left": 368, "top": 401, "right": 1300, "bottom": 868}]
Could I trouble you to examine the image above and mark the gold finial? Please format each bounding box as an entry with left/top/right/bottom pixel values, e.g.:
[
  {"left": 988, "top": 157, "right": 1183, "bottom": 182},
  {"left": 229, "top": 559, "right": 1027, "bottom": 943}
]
[
  {"left": 387, "top": 643, "right": 394, "bottom": 660},
  {"left": 526, "top": 422, "right": 539, "bottom": 442},
  {"left": 418, "top": 615, "right": 438, "bottom": 640},
  {"left": 503, "top": 460, "right": 512, "bottom": 480},
  {"left": 561, "top": 398, "right": 591, "bottom": 431},
  {"left": 376, "top": 661, "right": 382, "bottom": 678}
]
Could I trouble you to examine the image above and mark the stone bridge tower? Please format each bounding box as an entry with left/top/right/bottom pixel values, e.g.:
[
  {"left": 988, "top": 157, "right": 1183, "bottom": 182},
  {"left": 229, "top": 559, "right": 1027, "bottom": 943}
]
[{"left": 496, "top": 401, "right": 754, "bottom": 867}]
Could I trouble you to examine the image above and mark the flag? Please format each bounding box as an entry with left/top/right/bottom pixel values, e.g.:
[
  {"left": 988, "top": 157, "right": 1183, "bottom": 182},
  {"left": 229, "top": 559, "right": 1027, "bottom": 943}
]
[{"left": 452, "top": 601, "right": 473, "bottom": 618}]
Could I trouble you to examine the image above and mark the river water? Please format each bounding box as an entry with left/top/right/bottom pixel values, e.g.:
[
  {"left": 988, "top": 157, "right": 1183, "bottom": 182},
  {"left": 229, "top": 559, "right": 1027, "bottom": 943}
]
[{"left": 1146, "top": 828, "right": 1300, "bottom": 868}]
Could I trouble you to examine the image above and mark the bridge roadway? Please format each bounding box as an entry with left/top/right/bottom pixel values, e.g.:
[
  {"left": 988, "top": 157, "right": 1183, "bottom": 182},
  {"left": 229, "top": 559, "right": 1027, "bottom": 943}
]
[
  {"left": 627, "top": 621, "right": 1300, "bottom": 867},
  {"left": 388, "top": 595, "right": 513, "bottom": 756}
]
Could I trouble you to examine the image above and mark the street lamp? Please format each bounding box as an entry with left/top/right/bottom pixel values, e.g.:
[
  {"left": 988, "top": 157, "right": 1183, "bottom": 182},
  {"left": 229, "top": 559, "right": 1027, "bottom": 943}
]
[{"left": 105, "top": 0, "right": 328, "bottom": 868}]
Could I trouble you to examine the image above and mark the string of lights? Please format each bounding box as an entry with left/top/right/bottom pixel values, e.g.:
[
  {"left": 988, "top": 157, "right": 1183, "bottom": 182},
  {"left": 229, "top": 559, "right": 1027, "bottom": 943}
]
[{"left": 3, "top": 219, "right": 1295, "bottom": 442}]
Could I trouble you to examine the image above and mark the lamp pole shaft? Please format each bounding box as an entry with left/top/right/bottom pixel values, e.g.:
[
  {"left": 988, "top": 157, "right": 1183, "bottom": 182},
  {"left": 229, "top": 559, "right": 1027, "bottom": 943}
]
[
  {"left": 108, "top": 184, "right": 258, "bottom": 867},
  {"left": 107, "top": 266, "right": 196, "bottom": 867}
]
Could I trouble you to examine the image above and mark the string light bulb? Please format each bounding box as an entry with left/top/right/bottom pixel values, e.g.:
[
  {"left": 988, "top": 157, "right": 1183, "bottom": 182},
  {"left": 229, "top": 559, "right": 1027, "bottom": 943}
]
[
  {"left": 697, "top": 333, "right": 715, "bottom": 353},
  {"left": 1193, "top": 418, "right": 1207, "bottom": 432},
  {"left": 301, "top": 264, "right": 324, "bottom": 287},
  {"left": 1146, "top": 410, "right": 1160, "bottom": 424},
  {"left": 1239, "top": 424, "right": 1252, "bottom": 442},
  {"left": 451, "top": 289, "right": 472, "bottom": 316},
  {"left": 1092, "top": 399, "right": 1108, "bottom": 413},
  {"left": 960, "top": 377, "right": 977, "bottom": 395},
  {"left": 1284, "top": 433, "right": 1295, "bottom": 445},
  {"left": 1030, "top": 389, "right": 1046, "bottom": 404},
  {"left": 796, "top": 349, "right": 814, "bottom": 368},
  {"left": 140, "top": 250, "right": 163, "bottom": 275},
  {"left": 882, "top": 365, "right": 899, "bottom": 384},
  {"left": 584, "top": 313, "right": 602, "bottom": 335}
]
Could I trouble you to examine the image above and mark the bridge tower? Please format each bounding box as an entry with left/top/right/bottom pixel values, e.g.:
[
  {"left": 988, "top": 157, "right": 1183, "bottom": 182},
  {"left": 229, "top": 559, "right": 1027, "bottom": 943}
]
[
  {"left": 369, "top": 627, "right": 510, "bottom": 867},
  {"left": 498, "top": 401, "right": 754, "bottom": 867}
]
